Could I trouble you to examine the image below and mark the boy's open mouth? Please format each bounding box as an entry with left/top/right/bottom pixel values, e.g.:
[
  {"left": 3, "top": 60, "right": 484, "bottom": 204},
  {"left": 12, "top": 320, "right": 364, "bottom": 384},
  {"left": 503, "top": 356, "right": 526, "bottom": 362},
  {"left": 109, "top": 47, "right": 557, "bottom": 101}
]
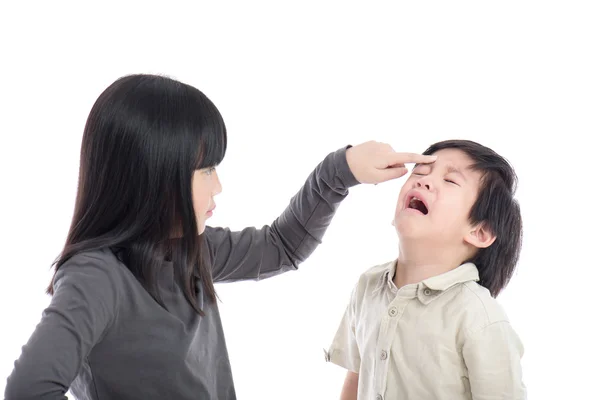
[{"left": 407, "top": 196, "right": 429, "bottom": 215}]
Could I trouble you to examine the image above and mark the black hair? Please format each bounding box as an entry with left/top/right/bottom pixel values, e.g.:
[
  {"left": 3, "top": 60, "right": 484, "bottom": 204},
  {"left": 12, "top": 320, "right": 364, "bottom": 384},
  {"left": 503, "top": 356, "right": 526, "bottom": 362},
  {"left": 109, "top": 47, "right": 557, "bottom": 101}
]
[
  {"left": 423, "top": 139, "right": 522, "bottom": 298},
  {"left": 48, "top": 74, "right": 227, "bottom": 315}
]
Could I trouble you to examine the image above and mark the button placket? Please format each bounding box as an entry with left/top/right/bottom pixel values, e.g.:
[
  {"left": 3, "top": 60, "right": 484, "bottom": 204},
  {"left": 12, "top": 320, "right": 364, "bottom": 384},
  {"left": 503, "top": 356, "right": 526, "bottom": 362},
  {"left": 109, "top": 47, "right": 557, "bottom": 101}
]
[{"left": 376, "top": 297, "right": 406, "bottom": 400}]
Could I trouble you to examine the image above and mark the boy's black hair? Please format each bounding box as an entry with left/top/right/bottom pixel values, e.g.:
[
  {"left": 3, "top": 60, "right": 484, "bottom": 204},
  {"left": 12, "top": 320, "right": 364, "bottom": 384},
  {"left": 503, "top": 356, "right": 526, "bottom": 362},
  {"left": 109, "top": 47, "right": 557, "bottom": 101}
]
[{"left": 423, "top": 140, "right": 522, "bottom": 298}]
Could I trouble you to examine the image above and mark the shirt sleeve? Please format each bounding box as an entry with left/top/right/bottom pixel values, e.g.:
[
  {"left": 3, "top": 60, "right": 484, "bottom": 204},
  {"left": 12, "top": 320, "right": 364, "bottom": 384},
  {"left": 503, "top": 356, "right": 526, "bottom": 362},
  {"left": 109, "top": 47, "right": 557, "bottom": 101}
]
[
  {"left": 462, "top": 321, "right": 527, "bottom": 400},
  {"left": 326, "top": 285, "right": 361, "bottom": 373},
  {"left": 4, "top": 254, "right": 119, "bottom": 400},
  {"left": 204, "top": 145, "right": 359, "bottom": 283}
]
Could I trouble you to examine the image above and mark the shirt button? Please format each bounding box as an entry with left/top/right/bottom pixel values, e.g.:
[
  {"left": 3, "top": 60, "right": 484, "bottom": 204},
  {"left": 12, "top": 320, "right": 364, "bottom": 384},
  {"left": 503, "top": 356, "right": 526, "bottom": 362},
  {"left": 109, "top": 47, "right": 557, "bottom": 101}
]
[
  {"left": 424, "top": 288, "right": 432, "bottom": 296},
  {"left": 376, "top": 395, "right": 384, "bottom": 400},
  {"left": 388, "top": 306, "right": 398, "bottom": 317},
  {"left": 380, "top": 350, "right": 388, "bottom": 360}
]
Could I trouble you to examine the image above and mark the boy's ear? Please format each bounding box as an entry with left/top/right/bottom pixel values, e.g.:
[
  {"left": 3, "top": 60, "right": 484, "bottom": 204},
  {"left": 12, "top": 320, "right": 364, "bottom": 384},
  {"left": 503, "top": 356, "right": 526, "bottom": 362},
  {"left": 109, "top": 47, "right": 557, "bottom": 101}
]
[{"left": 464, "top": 222, "right": 497, "bottom": 249}]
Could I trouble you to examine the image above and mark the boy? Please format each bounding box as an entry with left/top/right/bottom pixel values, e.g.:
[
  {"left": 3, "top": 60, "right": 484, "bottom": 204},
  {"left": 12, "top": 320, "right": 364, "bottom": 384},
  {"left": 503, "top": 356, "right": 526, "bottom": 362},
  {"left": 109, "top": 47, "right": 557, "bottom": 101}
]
[{"left": 326, "top": 140, "right": 526, "bottom": 399}]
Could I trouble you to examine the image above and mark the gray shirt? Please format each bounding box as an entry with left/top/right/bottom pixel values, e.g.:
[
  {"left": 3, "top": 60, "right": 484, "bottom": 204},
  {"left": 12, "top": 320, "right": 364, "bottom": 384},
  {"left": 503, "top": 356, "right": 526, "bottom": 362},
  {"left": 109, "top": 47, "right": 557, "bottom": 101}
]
[{"left": 5, "top": 146, "right": 359, "bottom": 400}]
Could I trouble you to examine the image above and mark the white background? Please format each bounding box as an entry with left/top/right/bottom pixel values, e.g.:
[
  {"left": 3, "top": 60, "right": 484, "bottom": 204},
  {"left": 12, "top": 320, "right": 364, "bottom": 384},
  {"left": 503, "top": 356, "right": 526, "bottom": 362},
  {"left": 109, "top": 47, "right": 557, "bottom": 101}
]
[{"left": 1, "top": 1, "right": 599, "bottom": 399}]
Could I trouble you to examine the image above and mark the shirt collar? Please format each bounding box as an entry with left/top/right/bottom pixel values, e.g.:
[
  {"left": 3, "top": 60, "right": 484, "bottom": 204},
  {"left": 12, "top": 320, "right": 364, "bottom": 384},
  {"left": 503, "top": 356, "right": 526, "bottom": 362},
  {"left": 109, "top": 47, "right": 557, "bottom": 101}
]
[
  {"left": 422, "top": 262, "right": 479, "bottom": 291},
  {"left": 375, "top": 260, "right": 480, "bottom": 304},
  {"left": 372, "top": 261, "right": 398, "bottom": 294}
]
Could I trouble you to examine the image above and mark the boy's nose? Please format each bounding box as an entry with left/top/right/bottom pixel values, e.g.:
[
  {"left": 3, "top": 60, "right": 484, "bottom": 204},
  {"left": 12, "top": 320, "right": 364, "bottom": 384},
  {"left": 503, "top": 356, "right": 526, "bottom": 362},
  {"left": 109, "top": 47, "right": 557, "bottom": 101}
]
[{"left": 416, "top": 180, "right": 431, "bottom": 191}]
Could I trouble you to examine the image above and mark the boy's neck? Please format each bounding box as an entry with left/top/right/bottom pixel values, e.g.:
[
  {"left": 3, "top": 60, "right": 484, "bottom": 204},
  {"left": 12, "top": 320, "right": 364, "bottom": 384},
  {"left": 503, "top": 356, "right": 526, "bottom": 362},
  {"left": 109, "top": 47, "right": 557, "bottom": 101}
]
[{"left": 393, "top": 241, "right": 466, "bottom": 289}]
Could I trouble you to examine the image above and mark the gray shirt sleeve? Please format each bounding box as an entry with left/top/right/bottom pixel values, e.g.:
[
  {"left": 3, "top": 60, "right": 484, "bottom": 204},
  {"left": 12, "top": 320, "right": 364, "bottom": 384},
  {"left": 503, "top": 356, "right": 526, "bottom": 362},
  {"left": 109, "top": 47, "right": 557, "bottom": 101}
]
[
  {"left": 4, "top": 254, "right": 119, "bottom": 400},
  {"left": 205, "top": 145, "right": 359, "bottom": 283}
]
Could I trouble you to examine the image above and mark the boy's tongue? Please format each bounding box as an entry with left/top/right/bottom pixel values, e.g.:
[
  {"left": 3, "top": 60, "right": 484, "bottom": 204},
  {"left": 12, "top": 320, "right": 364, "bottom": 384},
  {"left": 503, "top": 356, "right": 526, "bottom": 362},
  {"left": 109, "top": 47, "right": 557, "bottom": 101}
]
[{"left": 409, "top": 197, "right": 428, "bottom": 215}]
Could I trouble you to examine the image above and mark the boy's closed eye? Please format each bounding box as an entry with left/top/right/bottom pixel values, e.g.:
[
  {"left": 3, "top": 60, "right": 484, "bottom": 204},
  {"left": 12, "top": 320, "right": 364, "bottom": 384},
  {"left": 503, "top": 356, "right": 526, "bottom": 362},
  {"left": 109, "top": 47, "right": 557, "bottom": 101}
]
[{"left": 412, "top": 167, "right": 461, "bottom": 186}]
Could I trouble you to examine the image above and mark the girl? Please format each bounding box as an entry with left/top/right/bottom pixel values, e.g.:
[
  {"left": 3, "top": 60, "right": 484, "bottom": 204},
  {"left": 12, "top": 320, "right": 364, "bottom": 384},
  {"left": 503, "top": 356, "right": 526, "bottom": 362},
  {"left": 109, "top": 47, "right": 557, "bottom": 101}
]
[{"left": 5, "top": 74, "right": 435, "bottom": 400}]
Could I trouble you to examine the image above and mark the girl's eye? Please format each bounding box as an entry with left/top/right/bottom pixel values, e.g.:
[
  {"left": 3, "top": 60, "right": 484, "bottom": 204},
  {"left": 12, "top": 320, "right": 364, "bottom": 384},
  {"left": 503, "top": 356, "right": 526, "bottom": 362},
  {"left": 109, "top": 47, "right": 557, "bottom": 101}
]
[
  {"left": 204, "top": 167, "right": 216, "bottom": 175},
  {"left": 445, "top": 179, "right": 458, "bottom": 185}
]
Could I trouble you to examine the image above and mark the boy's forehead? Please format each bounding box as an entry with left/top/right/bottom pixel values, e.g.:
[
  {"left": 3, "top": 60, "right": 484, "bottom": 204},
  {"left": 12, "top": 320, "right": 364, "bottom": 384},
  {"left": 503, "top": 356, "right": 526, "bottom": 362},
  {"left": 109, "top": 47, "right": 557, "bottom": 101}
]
[
  {"left": 432, "top": 148, "right": 474, "bottom": 165},
  {"left": 416, "top": 148, "right": 475, "bottom": 170}
]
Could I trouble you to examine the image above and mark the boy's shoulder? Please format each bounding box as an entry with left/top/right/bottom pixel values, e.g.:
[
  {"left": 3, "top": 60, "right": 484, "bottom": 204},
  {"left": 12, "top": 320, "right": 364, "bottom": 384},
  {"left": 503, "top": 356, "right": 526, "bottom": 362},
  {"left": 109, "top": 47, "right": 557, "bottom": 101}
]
[{"left": 453, "top": 280, "right": 511, "bottom": 328}]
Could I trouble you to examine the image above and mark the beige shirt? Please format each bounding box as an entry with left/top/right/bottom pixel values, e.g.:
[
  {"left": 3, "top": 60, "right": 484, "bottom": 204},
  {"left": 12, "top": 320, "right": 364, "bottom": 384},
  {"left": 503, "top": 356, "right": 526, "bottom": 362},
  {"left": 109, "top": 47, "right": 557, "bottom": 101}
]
[{"left": 326, "top": 261, "right": 526, "bottom": 400}]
